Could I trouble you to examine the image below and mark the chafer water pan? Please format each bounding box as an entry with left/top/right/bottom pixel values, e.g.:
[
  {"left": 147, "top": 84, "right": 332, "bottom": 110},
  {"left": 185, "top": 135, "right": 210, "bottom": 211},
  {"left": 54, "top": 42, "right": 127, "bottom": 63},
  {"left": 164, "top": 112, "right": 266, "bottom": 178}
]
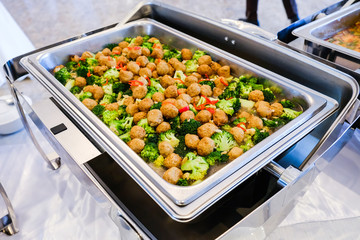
[
  {"left": 293, "top": 2, "right": 360, "bottom": 71},
  {"left": 20, "top": 19, "right": 338, "bottom": 222}
]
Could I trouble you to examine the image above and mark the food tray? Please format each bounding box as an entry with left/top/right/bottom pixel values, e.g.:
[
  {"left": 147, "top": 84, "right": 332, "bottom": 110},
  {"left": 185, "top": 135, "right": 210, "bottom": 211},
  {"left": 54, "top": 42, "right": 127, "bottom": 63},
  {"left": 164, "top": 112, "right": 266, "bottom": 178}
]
[{"left": 19, "top": 19, "right": 338, "bottom": 221}]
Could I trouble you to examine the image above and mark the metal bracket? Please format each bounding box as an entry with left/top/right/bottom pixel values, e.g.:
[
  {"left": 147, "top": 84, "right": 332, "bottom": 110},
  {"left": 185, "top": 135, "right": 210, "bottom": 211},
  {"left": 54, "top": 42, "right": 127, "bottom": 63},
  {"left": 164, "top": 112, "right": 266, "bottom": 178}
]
[
  {"left": 265, "top": 161, "right": 301, "bottom": 188},
  {"left": 0, "top": 183, "right": 19, "bottom": 235}
]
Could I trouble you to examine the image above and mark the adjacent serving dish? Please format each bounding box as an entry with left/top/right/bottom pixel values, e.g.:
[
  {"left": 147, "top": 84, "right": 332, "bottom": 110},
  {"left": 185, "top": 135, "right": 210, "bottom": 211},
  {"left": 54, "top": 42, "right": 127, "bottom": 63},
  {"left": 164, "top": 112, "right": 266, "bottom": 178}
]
[{"left": 19, "top": 19, "right": 338, "bottom": 221}]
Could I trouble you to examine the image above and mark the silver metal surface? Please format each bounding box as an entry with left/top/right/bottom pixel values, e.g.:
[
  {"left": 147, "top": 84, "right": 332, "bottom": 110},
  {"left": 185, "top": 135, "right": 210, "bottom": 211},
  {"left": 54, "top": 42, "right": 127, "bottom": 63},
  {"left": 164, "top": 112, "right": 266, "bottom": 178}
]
[
  {"left": 19, "top": 19, "right": 338, "bottom": 222},
  {"left": 0, "top": 182, "right": 19, "bottom": 236},
  {"left": 293, "top": 2, "right": 360, "bottom": 70}
]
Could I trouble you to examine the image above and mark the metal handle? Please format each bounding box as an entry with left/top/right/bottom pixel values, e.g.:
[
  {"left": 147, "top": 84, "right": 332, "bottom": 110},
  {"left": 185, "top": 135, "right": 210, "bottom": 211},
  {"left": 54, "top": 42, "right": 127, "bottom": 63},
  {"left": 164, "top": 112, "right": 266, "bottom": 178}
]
[
  {"left": 264, "top": 161, "right": 301, "bottom": 187},
  {"left": 110, "top": 206, "right": 142, "bottom": 240},
  {"left": 6, "top": 75, "right": 61, "bottom": 170},
  {"left": 0, "top": 183, "right": 19, "bottom": 235}
]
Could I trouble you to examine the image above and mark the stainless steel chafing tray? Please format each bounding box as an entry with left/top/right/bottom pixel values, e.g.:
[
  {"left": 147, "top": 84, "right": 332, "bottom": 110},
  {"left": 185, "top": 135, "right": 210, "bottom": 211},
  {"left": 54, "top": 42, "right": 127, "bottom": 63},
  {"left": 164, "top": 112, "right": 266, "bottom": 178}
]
[
  {"left": 293, "top": 2, "right": 360, "bottom": 71},
  {"left": 19, "top": 19, "right": 338, "bottom": 222}
]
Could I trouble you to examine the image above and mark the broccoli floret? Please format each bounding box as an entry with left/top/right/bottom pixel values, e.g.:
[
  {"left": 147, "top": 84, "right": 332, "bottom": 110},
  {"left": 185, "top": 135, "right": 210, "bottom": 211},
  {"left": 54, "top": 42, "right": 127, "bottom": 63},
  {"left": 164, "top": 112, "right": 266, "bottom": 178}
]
[
  {"left": 262, "top": 88, "right": 275, "bottom": 102},
  {"left": 176, "top": 178, "right": 189, "bottom": 186},
  {"left": 232, "top": 117, "right": 247, "bottom": 126},
  {"left": 173, "top": 70, "right": 186, "bottom": 82},
  {"left": 181, "top": 152, "right": 209, "bottom": 181},
  {"left": 206, "top": 151, "right": 229, "bottom": 165},
  {"left": 192, "top": 50, "right": 206, "bottom": 60},
  {"left": 104, "top": 43, "right": 119, "bottom": 51},
  {"left": 219, "top": 79, "right": 239, "bottom": 100},
  {"left": 221, "top": 124, "right": 232, "bottom": 132},
  {"left": 142, "top": 42, "right": 153, "bottom": 51},
  {"left": 85, "top": 58, "right": 98, "bottom": 67},
  {"left": 141, "top": 143, "right": 160, "bottom": 162},
  {"left": 55, "top": 67, "right": 71, "bottom": 85},
  {"left": 262, "top": 117, "right": 285, "bottom": 128},
  {"left": 178, "top": 119, "right": 201, "bottom": 135},
  {"left": 103, "top": 68, "right": 120, "bottom": 83},
  {"left": 99, "top": 94, "right": 115, "bottom": 105},
  {"left": 153, "top": 155, "right": 164, "bottom": 167},
  {"left": 174, "top": 135, "right": 190, "bottom": 157},
  {"left": 117, "top": 105, "right": 128, "bottom": 118},
  {"left": 124, "top": 37, "right": 132, "bottom": 43},
  {"left": 145, "top": 86, "right": 157, "bottom": 99},
  {"left": 147, "top": 56, "right": 155, "bottom": 63},
  {"left": 137, "top": 118, "right": 155, "bottom": 134},
  {"left": 75, "top": 91, "right": 93, "bottom": 102},
  {"left": 280, "top": 99, "right": 295, "bottom": 109},
  {"left": 66, "top": 61, "right": 79, "bottom": 72},
  {"left": 102, "top": 110, "right": 120, "bottom": 125},
  {"left": 70, "top": 86, "right": 81, "bottom": 94},
  {"left": 211, "top": 131, "right": 237, "bottom": 152},
  {"left": 119, "top": 116, "right": 134, "bottom": 132},
  {"left": 145, "top": 133, "right": 158, "bottom": 144},
  {"left": 159, "top": 130, "right": 180, "bottom": 148},
  {"left": 184, "top": 60, "right": 199, "bottom": 73},
  {"left": 238, "top": 82, "right": 252, "bottom": 99},
  {"left": 112, "top": 82, "right": 130, "bottom": 94},
  {"left": 64, "top": 79, "right": 75, "bottom": 90},
  {"left": 119, "top": 132, "right": 131, "bottom": 143},
  {"left": 109, "top": 120, "right": 124, "bottom": 136},
  {"left": 280, "top": 108, "right": 302, "bottom": 122},
  {"left": 240, "top": 136, "right": 254, "bottom": 152},
  {"left": 86, "top": 75, "right": 100, "bottom": 85},
  {"left": 142, "top": 35, "right": 151, "bottom": 42},
  {"left": 169, "top": 116, "right": 181, "bottom": 131},
  {"left": 77, "top": 65, "right": 91, "bottom": 78},
  {"left": 92, "top": 104, "right": 105, "bottom": 116},
  {"left": 150, "top": 79, "right": 165, "bottom": 93},
  {"left": 150, "top": 102, "right": 162, "bottom": 110},
  {"left": 163, "top": 49, "right": 182, "bottom": 61},
  {"left": 215, "top": 98, "right": 241, "bottom": 116},
  {"left": 199, "top": 80, "right": 215, "bottom": 89},
  {"left": 253, "top": 128, "right": 269, "bottom": 144}
]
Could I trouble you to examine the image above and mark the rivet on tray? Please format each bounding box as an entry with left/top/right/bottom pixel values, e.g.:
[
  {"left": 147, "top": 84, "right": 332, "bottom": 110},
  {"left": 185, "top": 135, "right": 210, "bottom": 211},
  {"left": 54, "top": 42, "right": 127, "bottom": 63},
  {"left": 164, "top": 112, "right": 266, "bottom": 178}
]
[
  {"left": 231, "top": 40, "right": 236, "bottom": 45},
  {"left": 224, "top": 36, "right": 229, "bottom": 41}
]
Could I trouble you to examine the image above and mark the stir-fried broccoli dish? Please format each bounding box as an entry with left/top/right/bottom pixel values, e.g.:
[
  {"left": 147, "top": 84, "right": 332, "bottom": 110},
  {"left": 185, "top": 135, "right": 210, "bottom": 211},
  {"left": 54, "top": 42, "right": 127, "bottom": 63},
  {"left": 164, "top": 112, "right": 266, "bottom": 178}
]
[{"left": 53, "top": 35, "right": 302, "bottom": 186}]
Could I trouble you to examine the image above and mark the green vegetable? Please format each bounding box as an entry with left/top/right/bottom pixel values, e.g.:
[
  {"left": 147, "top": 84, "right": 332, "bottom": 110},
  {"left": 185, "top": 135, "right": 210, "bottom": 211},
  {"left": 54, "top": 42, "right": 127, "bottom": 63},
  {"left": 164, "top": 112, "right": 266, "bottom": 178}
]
[
  {"left": 102, "top": 110, "right": 120, "bottom": 125},
  {"left": 176, "top": 178, "right": 189, "bottom": 186},
  {"left": 178, "top": 119, "right": 201, "bottom": 135},
  {"left": 150, "top": 79, "right": 165, "bottom": 93},
  {"left": 145, "top": 86, "right": 157, "bottom": 99},
  {"left": 137, "top": 119, "right": 155, "bottom": 134},
  {"left": 141, "top": 143, "right": 160, "bottom": 162},
  {"left": 86, "top": 75, "right": 100, "bottom": 85},
  {"left": 85, "top": 58, "right": 99, "bottom": 67},
  {"left": 240, "top": 136, "right": 254, "bottom": 152},
  {"left": 184, "top": 60, "right": 199, "bottom": 73},
  {"left": 181, "top": 152, "right": 209, "bottom": 181},
  {"left": 262, "top": 117, "right": 284, "bottom": 128},
  {"left": 119, "top": 132, "right": 131, "bottom": 143},
  {"left": 70, "top": 86, "right": 81, "bottom": 94},
  {"left": 262, "top": 88, "right": 275, "bottom": 102},
  {"left": 163, "top": 49, "right": 182, "bottom": 61},
  {"left": 199, "top": 80, "right": 215, "bottom": 89},
  {"left": 232, "top": 117, "right": 247, "bottom": 126},
  {"left": 66, "top": 61, "right": 79, "bottom": 72},
  {"left": 112, "top": 82, "right": 130, "bottom": 94},
  {"left": 103, "top": 68, "right": 120, "bottom": 83},
  {"left": 169, "top": 116, "right": 181, "bottom": 131},
  {"left": 153, "top": 155, "right": 164, "bottom": 167},
  {"left": 159, "top": 130, "right": 180, "bottom": 148},
  {"left": 206, "top": 151, "right": 229, "bottom": 165},
  {"left": 92, "top": 104, "right": 105, "bottom": 116},
  {"left": 150, "top": 102, "right": 162, "bottom": 110},
  {"left": 239, "top": 99, "right": 255, "bottom": 109},
  {"left": 280, "top": 108, "right": 302, "bottom": 122},
  {"left": 99, "top": 93, "right": 115, "bottom": 105},
  {"left": 280, "top": 100, "right": 295, "bottom": 109},
  {"left": 174, "top": 135, "right": 191, "bottom": 157},
  {"left": 145, "top": 133, "right": 158, "bottom": 144},
  {"left": 192, "top": 50, "right": 206, "bottom": 60},
  {"left": 103, "top": 43, "right": 118, "bottom": 51},
  {"left": 211, "top": 131, "right": 237, "bottom": 152},
  {"left": 55, "top": 67, "right": 71, "bottom": 85},
  {"left": 253, "top": 128, "right": 269, "bottom": 144},
  {"left": 215, "top": 98, "right": 241, "bottom": 116},
  {"left": 75, "top": 91, "right": 93, "bottom": 102},
  {"left": 77, "top": 65, "right": 91, "bottom": 78}
]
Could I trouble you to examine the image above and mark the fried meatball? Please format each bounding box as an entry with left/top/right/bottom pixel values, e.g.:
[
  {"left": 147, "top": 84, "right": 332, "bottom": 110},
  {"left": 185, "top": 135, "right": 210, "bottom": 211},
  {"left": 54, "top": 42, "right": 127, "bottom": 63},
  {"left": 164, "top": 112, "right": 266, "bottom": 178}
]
[
  {"left": 177, "top": 94, "right": 192, "bottom": 104},
  {"left": 185, "top": 134, "right": 200, "bottom": 149},
  {"left": 175, "top": 99, "right": 188, "bottom": 110},
  {"left": 255, "top": 101, "right": 272, "bottom": 118},
  {"left": 160, "top": 75, "right": 175, "bottom": 88},
  {"left": 214, "top": 77, "right": 227, "bottom": 90},
  {"left": 136, "top": 55, "right": 149, "bottom": 67},
  {"left": 230, "top": 127, "right": 245, "bottom": 144},
  {"left": 163, "top": 167, "right": 182, "bottom": 184},
  {"left": 141, "top": 47, "right": 150, "bottom": 56},
  {"left": 151, "top": 48, "right": 164, "bottom": 59},
  {"left": 164, "top": 153, "right": 182, "bottom": 168},
  {"left": 94, "top": 65, "right": 108, "bottom": 76},
  {"left": 191, "top": 72, "right": 202, "bottom": 80},
  {"left": 156, "top": 121, "right": 171, "bottom": 134},
  {"left": 133, "top": 112, "right": 147, "bottom": 124},
  {"left": 82, "top": 98, "right": 97, "bottom": 110},
  {"left": 128, "top": 138, "right": 145, "bottom": 153},
  {"left": 105, "top": 102, "right": 119, "bottom": 111},
  {"left": 132, "top": 86, "right": 148, "bottom": 99},
  {"left": 102, "top": 48, "right": 111, "bottom": 56},
  {"left": 160, "top": 103, "right": 179, "bottom": 119},
  {"left": 123, "top": 96, "right": 134, "bottom": 106},
  {"left": 81, "top": 51, "right": 93, "bottom": 59},
  {"left": 229, "top": 147, "right": 244, "bottom": 161},
  {"left": 164, "top": 85, "right": 178, "bottom": 99},
  {"left": 128, "top": 46, "right": 142, "bottom": 59},
  {"left": 146, "top": 62, "right": 156, "bottom": 71},
  {"left": 198, "top": 55, "right": 212, "bottom": 65},
  {"left": 197, "top": 123, "right": 218, "bottom": 138},
  {"left": 187, "top": 83, "right": 201, "bottom": 97},
  {"left": 184, "top": 75, "right": 198, "bottom": 87},
  {"left": 213, "top": 87, "right": 224, "bottom": 97},
  {"left": 152, "top": 92, "right": 165, "bottom": 103},
  {"left": 200, "top": 85, "right": 212, "bottom": 97},
  {"left": 181, "top": 48, "right": 193, "bottom": 60},
  {"left": 75, "top": 76, "right": 86, "bottom": 87},
  {"left": 118, "top": 41, "right": 129, "bottom": 49},
  {"left": 163, "top": 98, "right": 177, "bottom": 105},
  {"left": 139, "top": 98, "right": 154, "bottom": 112},
  {"left": 210, "top": 61, "right": 221, "bottom": 72},
  {"left": 83, "top": 85, "right": 104, "bottom": 100},
  {"left": 238, "top": 111, "right": 251, "bottom": 119},
  {"left": 156, "top": 61, "right": 170, "bottom": 76},
  {"left": 70, "top": 55, "right": 80, "bottom": 63},
  {"left": 147, "top": 109, "right": 163, "bottom": 127},
  {"left": 53, "top": 65, "right": 64, "bottom": 73},
  {"left": 119, "top": 70, "right": 133, "bottom": 83},
  {"left": 139, "top": 67, "right": 152, "bottom": 78},
  {"left": 127, "top": 61, "right": 140, "bottom": 75},
  {"left": 115, "top": 55, "right": 128, "bottom": 66},
  {"left": 159, "top": 141, "right": 174, "bottom": 157},
  {"left": 126, "top": 103, "right": 139, "bottom": 116},
  {"left": 217, "top": 65, "right": 231, "bottom": 77},
  {"left": 249, "top": 90, "right": 265, "bottom": 102},
  {"left": 173, "top": 61, "right": 186, "bottom": 72},
  {"left": 130, "top": 126, "right": 146, "bottom": 139},
  {"left": 98, "top": 55, "right": 116, "bottom": 68},
  {"left": 196, "top": 110, "right": 212, "bottom": 123},
  {"left": 247, "top": 115, "right": 263, "bottom": 130},
  {"left": 112, "top": 46, "right": 122, "bottom": 55},
  {"left": 197, "top": 137, "right": 215, "bottom": 156},
  {"left": 136, "top": 76, "right": 148, "bottom": 87},
  {"left": 133, "top": 36, "right": 143, "bottom": 46},
  {"left": 271, "top": 103, "right": 284, "bottom": 117},
  {"left": 191, "top": 96, "right": 201, "bottom": 105},
  {"left": 178, "top": 88, "right": 187, "bottom": 95},
  {"left": 197, "top": 64, "right": 213, "bottom": 76},
  {"left": 213, "top": 109, "right": 229, "bottom": 126},
  {"left": 152, "top": 71, "right": 158, "bottom": 78},
  {"left": 180, "top": 111, "right": 195, "bottom": 122}
]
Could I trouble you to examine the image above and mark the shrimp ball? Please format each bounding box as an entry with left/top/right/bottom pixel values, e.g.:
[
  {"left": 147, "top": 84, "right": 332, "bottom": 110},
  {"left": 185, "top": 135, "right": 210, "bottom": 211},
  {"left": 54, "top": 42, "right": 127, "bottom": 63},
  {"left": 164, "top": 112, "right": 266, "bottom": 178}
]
[
  {"left": 160, "top": 103, "right": 179, "bottom": 119},
  {"left": 212, "top": 87, "right": 224, "bottom": 97},
  {"left": 164, "top": 153, "right": 183, "bottom": 168},
  {"left": 151, "top": 48, "right": 164, "bottom": 59},
  {"left": 178, "top": 88, "right": 187, "bottom": 95},
  {"left": 139, "top": 98, "right": 154, "bottom": 112},
  {"left": 195, "top": 110, "right": 212, "bottom": 123},
  {"left": 128, "top": 138, "right": 145, "bottom": 153},
  {"left": 130, "top": 126, "right": 146, "bottom": 139},
  {"left": 228, "top": 147, "right": 244, "bottom": 161},
  {"left": 164, "top": 85, "right": 179, "bottom": 99},
  {"left": 81, "top": 51, "right": 93, "bottom": 59},
  {"left": 191, "top": 72, "right": 202, "bottom": 80},
  {"left": 255, "top": 101, "right": 272, "bottom": 118},
  {"left": 146, "top": 62, "right": 156, "bottom": 71},
  {"left": 82, "top": 98, "right": 97, "bottom": 110},
  {"left": 180, "top": 111, "right": 195, "bottom": 122},
  {"left": 132, "top": 86, "right": 148, "bottom": 99},
  {"left": 128, "top": 47, "right": 142, "bottom": 59},
  {"left": 126, "top": 103, "right": 139, "bottom": 116},
  {"left": 249, "top": 90, "right": 265, "bottom": 102},
  {"left": 70, "top": 55, "right": 80, "bottom": 63},
  {"left": 102, "top": 48, "right": 111, "bottom": 56},
  {"left": 197, "top": 123, "right": 218, "bottom": 138},
  {"left": 156, "top": 121, "right": 171, "bottom": 134},
  {"left": 187, "top": 83, "right": 201, "bottom": 97},
  {"left": 152, "top": 92, "right": 165, "bottom": 103},
  {"left": 159, "top": 141, "right": 174, "bottom": 157},
  {"left": 181, "top": 48, "right": 193, "bottom": 60},
  {"left": 141, "top": 47, "right": 150, "bottom": 56},
  {"left": 93, "top": 65, "right": 108, "bottom": 76},
  {"left": 213, "top": 109, "right": 229, "bottom": 126},
  {"left": 191, "top": 96, "right": 201, "bottom": 105},
  {"left": 118, "top": 41, "right": 129, "bottom": 49},
  {"left": 133, "top": 36, "right": 143, "bottom": 46},
  {"left": 173, "top": 62, "right": 186, "bottom": 72},
  {"left": 163, "top": 167, "right": 183, "bottom": 185},
  {"left": 147, "top": 109, "right": 163, "bottom": 127},
  {"left": 197, "top": 137, "right": 215, "bottom": 156},
  {"left": 185, "top": 134, "right": 200, "bottom": 149}
]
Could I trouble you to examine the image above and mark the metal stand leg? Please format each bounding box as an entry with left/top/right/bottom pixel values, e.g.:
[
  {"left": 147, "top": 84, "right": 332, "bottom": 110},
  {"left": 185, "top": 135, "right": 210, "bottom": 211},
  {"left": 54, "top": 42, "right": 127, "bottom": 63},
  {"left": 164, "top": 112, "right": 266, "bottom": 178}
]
[{"left": 0, "top": 183, "right": 19, "bottom": 235}]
